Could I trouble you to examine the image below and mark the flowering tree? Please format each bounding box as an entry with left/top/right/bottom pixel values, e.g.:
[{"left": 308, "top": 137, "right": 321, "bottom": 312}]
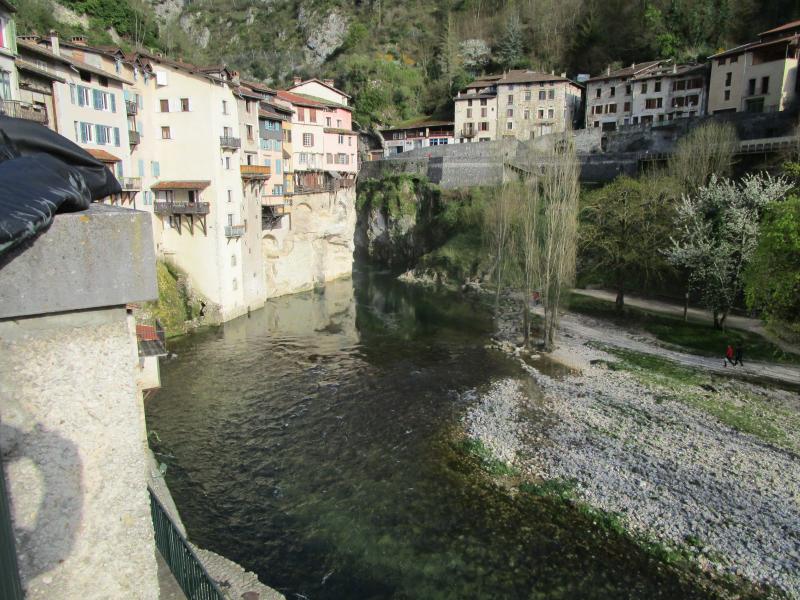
[{"left": 667, "top": 173, "right": 790, "bottom": 330}]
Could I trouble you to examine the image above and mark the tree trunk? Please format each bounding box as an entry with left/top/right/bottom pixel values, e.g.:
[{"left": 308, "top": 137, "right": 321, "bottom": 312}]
[
  {"left": 522, "top": 304, "right": 530, "bottom": 346},
  {"left": 615, "top": 287, "right": 624, "bottom": 311},
  {"left": 719, "top": 308, "right": 729, "bottom": 332},
  {"left": 713, "top": 310, "right": 721, "bottom": 330}
]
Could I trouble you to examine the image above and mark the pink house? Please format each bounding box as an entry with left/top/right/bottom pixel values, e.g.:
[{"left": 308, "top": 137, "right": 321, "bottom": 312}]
[{"left": 287, "top": 78, "right": 358, "bottom": 174}]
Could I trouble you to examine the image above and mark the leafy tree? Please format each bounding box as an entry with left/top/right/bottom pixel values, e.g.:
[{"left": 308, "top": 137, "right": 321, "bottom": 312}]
[
  {"left": 667, "top": 174, "right": 791, "bottom": 330},
  {"left": 744, "top": 195, "right": 800, "bottom": 339},
  {"left": 580, "top": 175, "right": 679, "bottom": 309},
  {"left": 495, "top": 11, "right": 524, "bottom": 70}
]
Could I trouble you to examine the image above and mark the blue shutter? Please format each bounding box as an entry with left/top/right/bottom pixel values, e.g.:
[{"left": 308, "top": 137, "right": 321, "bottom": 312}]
[
  {"left": 95, "top": 124, "right": 103, "bottom": 145},
  {"left": 136, "top": 121, "right": 142, "bottom": 135},
  {"left": 137, "top": 94, "right": 143, "bottom": 109},
  {"left": 116, "top": 162, "right": 123, "bottom": 177},
  {"left": 80, "top": 122, "right": 88, "bottom": 143},
  {"left": 276, "top": 159, "right": 281, "bottom": 174},
  {"left": 138, "top": 159, "right": 144, "bottom": 176},
  {"left": 70, "top": 84, "right": 76, "bottom": 104},
  {"left": 77, "top": 86, "right": 85, "bottom": 107},
  {"left": 151, "top": 161, "right": 160, "bottom": 177},
  {"left": 114, "top": 127, "right": 120, "bottom": 146},
  {"left": 93, "top": 89, "right": 102, "bottom": 110},
  {"left": 110, "top": 94, "right": 116, "bottom": 113},
  {"left": 73, "top": 121, "right": 79, "bottom": 140}
]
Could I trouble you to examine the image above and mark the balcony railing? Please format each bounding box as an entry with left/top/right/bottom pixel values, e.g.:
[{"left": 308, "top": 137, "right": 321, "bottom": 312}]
[
  {"left": 461, "top": 127, "right": 476, "bottom": 138},
  {"left": 135, "top": 320, "right": 167, "bottom": 357},
  {"left": 154, "top": 201, "right": 210, "bottom": 216},
  {"left": 149, "top": 489, "right": 224, "bottom": 600},
  {"left": 240, "top": 164, "right": 271, "bottom": 180},
  {"left": 0, "top": 100, "right": 48, "bottom": 125},
  {"left": 120, "top": 177, "right": 142, "bottom": 191},
  {"left": 224, "top": 224, "right": 246, "bottom": 238},
  {"left": 129, "top": 130, "right": 141, "bottom": 146},
  {"left": 220, "top": 136, "right": 241, "bottom": 149},
  {"left": 125, "top": 100, "right": 138, "bottom": 115}
]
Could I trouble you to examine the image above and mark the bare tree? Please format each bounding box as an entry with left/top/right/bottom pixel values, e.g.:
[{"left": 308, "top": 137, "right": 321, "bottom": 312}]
[
  {"left": 667, "top": 121, "right": 738, "bottom": 195},
  {"left": 486, "top": 164, "right": 516, "bottom": 308},
  {"left": 537, "top": 134, "right": 580, "bottom": 351}
]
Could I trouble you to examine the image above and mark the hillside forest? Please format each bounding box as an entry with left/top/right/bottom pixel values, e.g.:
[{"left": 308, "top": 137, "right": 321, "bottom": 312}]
[{"left": 10, "top": 0, "right": 800, "bottom": 127}]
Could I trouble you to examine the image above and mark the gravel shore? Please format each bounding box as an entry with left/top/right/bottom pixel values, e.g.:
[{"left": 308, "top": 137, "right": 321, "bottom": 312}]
[{"left": 464, "top": 296, "right": 800, "bottom": 597}]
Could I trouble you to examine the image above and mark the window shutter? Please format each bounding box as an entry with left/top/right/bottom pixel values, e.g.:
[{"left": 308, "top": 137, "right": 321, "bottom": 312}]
[
  {"left": 77, "top": 86, "right": 85, "bottom": 107},
  {"left": 187, "top": 98, "right": 192, "bottom": 112},
  {"left": 137, "top": 94, "right": 143, "bottom": 109},
  {"left": 70, "top": 84, "right": 76, "bottom": 105},
  {"left": 73, "top": 121, "right": 79, "bottom": 140},
  {"left": 154, "top": 161, "right": 160, "bottom": 177},
  {"left": 169, "top": 98, "right": 180, "bottom": 112},
  {"left": 155, "top": 71, "right": 168, "bottom": 86},
  {"left": 138, "top": 159, "right": 144, "bottom": 176},
  {"left": 110, "top": 94, "right": 116, "bottom": 113},
  {"left": 95, "top": 124, "right": 103, "bottom": 144},
  {"left": 93, "top": 89, "right": 102, "bottom": 110},
  {"left": 136, "top": 121, "right": 142, "bottom": 135},
  {"left": 124, "top": 90, "right": 130, "bottom": 102},
  {"left": 114, "top": 127, "right": 120, "bottom": 147}
]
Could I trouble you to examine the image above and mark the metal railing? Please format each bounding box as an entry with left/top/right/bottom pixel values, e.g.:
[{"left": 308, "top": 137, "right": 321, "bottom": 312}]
[
  {"left": 136, "top": 319, "right": 167, "bottom": 357},
  {"left": 120, "top": 177, "right": 142, "bottom": 191},
  {"left": 220, "top": 136, "right": 241, "bottom": 149},
  {"left": 149, "top": 488, "right": 224, "bottom": 600},
  {"left": 0, "top": 100, "right": 48, "bottom": 125},
  {"left": 224, "top": 224, "right": 246, "bottom": 238},
  {"left": 126, "top": 100, "right": 138, "bottom": 115},
  {"left": 129, "top": 130, "right": 141, "bottom": 146},
  {"left": 154, "top": 201, "right": 211, "bottom": 216}
]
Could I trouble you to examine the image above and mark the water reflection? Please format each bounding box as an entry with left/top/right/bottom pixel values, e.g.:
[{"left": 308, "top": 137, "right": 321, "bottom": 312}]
[{"left": 146, "top": 268, "right": 725, "bottom": 600}]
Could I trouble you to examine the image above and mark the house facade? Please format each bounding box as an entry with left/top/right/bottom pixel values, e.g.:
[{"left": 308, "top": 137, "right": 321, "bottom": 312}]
[
  {"left": 585, "top": 61, "right": 665, "bottom": 130},
  {"left": 455, "top": 70, "right": 582, "bottom": 142},
  {"left": 708, "top": 20, "right": 800, "bottom": 114},
  {"left": 0, "top": 0, "right": 18, "bottom": 105},
  {"left": 380, "top": 120, "right": 454, "bottom": 156}
]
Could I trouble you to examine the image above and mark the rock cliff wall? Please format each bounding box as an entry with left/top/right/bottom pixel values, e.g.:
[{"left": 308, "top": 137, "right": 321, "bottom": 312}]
[{"left": 263, "top": 189, "right": 356, "bottom": 298}]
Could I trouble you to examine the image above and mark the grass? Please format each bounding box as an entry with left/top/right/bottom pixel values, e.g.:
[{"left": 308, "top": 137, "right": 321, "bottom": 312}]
[
  {"left": 459, "top": 438, "right": 519, "bottom": 477},
  {"left": 569, "top": 293, "right": 800, "bottom": 365},
  {"left": 600, "top": 346, "right": 800, "bottom": 454}
]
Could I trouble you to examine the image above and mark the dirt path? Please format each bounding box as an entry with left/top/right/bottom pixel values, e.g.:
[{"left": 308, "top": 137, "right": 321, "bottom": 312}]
[{"left": 572, "top": 288, "right": 800, "bottom": 355}]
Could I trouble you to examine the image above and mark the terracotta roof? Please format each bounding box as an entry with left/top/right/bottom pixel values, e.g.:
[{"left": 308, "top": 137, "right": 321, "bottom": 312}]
[
  {"left": 587, "top": 60, "right": 666, "bottom": 83},
  {"left": 151, "top": 180, "right": 211, "bottom": 191},
  {"left": 276, "top": 90, "right": 328, "bottom": 109},
  {"left": 464, "top": 70, "right": 576, "bottom": 91},
  {"left": 291, "top": 92, "right": 353, "bottom": 112},
  {"left": 632, "top": 63, "right": 707, "bottom": 80},
  {"left": 235, "top": 85, "right": 264, "bottom": 100},
  {"left": 760, "top": 19, "right": 800, "bottom": 36},
  {"left": 289, "top": 78, "right": 351, "bottom": 99},
  {"left": 242, "top": 79, "right": 276, "bottom": 94},
  {"left": 16, "top": 40, "right": 132, "bottom": 85},
  {"left": 380, "top": 120, "right": 454, "bottom": 132},
  {"left": 258, "top": 107, "right": 288, "bottom": 121},
  {"left": 324, "top": 127, "right": 357, "bottom": 135},
  {"left": 86, "top": 149, "right": 122, "bottom": 163}
]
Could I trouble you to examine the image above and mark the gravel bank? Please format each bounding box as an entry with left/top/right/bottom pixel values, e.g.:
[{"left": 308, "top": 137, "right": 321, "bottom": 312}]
[{"left": 464, "top": 295, "right": 800, "bottom": 597}]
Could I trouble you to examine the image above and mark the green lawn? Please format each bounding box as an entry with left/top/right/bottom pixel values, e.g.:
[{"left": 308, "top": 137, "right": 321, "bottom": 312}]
[{"left": 568, "top": 294, "right": 800, "bottom": 365}]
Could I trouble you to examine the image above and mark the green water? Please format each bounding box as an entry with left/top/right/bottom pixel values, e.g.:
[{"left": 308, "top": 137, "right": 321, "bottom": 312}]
[{"left": 145, "top": 268, "right": 744, "bottom": 599}]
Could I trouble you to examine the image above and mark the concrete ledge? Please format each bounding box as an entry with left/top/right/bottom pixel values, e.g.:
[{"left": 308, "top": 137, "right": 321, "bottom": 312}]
[{"left": 0, "top": 204, "right": 157, "bottom": 319}]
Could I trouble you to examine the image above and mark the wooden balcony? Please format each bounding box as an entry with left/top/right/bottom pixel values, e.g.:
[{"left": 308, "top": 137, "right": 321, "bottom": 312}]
[
  {"left": 0, "top": 100, "right": 48, "bottom": 125},
  {"left": 220, "top": 136, "right": 241, "bottom": 149},
  {"left": 120, "top": 177, "right": 142, "bottom": 191},
  {"left": 240, "top": 164, "right": 271, "bottom": 180},
  {"left": 224, "top": 224, "right": 246, "bottom": 238},
  {"left": 154, "top": 201, "right": 210, "bottom": 216},
  {"left": 460, "top": 126, "right": 476, "bottom": 138}
]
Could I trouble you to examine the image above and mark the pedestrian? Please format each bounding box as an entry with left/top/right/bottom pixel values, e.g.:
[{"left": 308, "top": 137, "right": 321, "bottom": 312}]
[
  {"left": 734, "top": 346, "right": 744, "bottom": 367},
  {"left": 724, "top": 344, "right": 734, "bottom": 367}
]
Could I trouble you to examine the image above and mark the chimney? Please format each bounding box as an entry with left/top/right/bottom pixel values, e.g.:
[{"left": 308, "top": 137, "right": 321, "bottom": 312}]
[
  {"left": 292, "top": 76, "right": 302, "bottom": 86},
  {"left": 560, "top": 72, "right": 566, "bottom": 78},
  {"left": 70, "top": 35, "right": 88, "bottom": 46},
  {"left": 606, "top": 66, "right": 611, "bottom": 76},
  {"left": 18, "top": 34, "right": 40, "bottom": 43},
  {"left": 231, "top": 70, "right": 240, "bottom": 85},
  {"left": 49, "top": 30, "right": 60, "bottom": 56},
  {"left": 323, "top": 78, "right": 335, "bottom": 87},
  {"left": 672, "top": 63, "right": 677, "bottom": 74}
]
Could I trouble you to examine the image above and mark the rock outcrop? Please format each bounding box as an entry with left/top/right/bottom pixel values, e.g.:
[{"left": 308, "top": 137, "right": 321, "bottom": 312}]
[{"left": 298, "top": 6, "right": 349, "bottom": 66}]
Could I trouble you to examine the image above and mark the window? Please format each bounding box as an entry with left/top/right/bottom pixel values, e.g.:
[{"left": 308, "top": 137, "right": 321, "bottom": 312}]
[
  {"left": 641, "top": 82, "right": 648, "bottom": 93},
  {"left": 525, "top": 91, "right": 531, "bottom": 101},
  {"left": 0, "top": 71, "right": 10, "bottom": 100},
  {"left": 326, "top": 117, "right": 331, "bottom": 126},
  {"left": 548, "top": 89, "right": 554, "bottom": 100},
  {"left": 507, "top": 94, "right": 513, "bottom": 105},
  {"left": 506, "top": 121, "right": 513, "bottom": 130},
  {"left": 225, "top": 157, "right": 231, "bottom": 169},
  {"left": 725, "top": 72, "right": 732, "bottom": 87},
  {"left": 348, "top": 137, "right": 352, "bottom": 146},
  {"left": 539, "top": 90, "right": 546, "bottom": 100},
  {"left": 151, "top": 161, "right": 160, "bottom": 177},
  {"left": 673, "top": 80, "right": 686, "bottom": 91},
  {"left": 160, "top": 99, "right": 169, "bottom": 112},
  {"left": 538, "top": 109, "right": 544, "bottom": 118},
  {"left": 624, "top": 101, "right": 631, "bottom": 112},
  {"left": 80, "top": 70, "right": 91, "bottom": 83},
  {"left": 480, "top": 98, "right": 487, "bottom": 106},
  {"left": 98, "top": 75, "right": 108, "bottom": 88},
  {"left": 479, "top": 122, "right": 488, "bottom": 131},
  {"left": 337, "top": 119, "right": 341, "bottom": 127},
  {"left": 276, "top": 159, "right": 282, "bottom": 173},
  {"left": 654, "top": 80, "right": 661, "bottom": 92},
  {"left": 309, "top": 108, "right": 317, "bottom": 122},
  {"left": 607, "top": 104, "right": 617, "bottom": 113},
  {"left": 466, "top": 108, "right": 472, "bottom": 118},
  {"left": 594, "top": 121, "right": 600, "bottom": 128},
  {"left": 595, "top": 88, "right": 601, "bottom": 98},
  {"left": 479, "top": 107, "right": 486, "bottom": 118},
  {"left": 231, "top": 254, "right": 237, "bottom": 267},
  {"left": 717, "top": 57, "right": 726, "bottom": 66},
  {"left": 761, "top": 76, "right": 769, "bottom": 94},
  {"left": 222, "top": 100, "right": 229, "bottom": 115},
  {"left": 161, "top": 126, "right": 171, "bottom": 139},
  {"left": 626, "top": 84, "right": 632, "bottom": 95},
  {"left": 644, "top": 98, "right": 663, "bottom": 109},
  {"left": 227, "top": 190, "right": 233, "bottom": 203},
  {"left": 303, "top": 133, "right": 313, "bottom": 147},
  {"left": 297, "top": 107, "right": 305, "bottom": 121},
  {"left": 246, "top": 124, "right": 254, "bottom": 140},
  {"left": 610, "top": 86, "right": 616, "bottom": 97},
  {"left": 467, "top": 99, "right": 473, "bottom": 106},
  {"left": 338, "top": 134, "right": 344, "bottom": 144},
  {"left": 724, "top": 89, "right": 731, "bottom": 101},
  {"left": 524, "top": 109, "right": 530, "bottom": 119},
  {"left": 181, "top": 98, "right": 190, "bottom": 111},
  {"left": 79, "top": 121, "right": 93, "bottom": 143},
  {"left": 506, "top": 108, "right": 513, "bottom": 117},
  {"left": 548, "top": 108, "right": 554, "bottom": 119}
]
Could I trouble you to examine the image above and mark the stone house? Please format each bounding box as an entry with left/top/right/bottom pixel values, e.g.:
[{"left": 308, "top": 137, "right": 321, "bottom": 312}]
[
  {"left": 455, "top": 70, "right": 583, "bottom": 143},
  {"left": 708, "top": 19, "right": 800, "bottom": 114},
  {"left": 585, "top": 61, "right": 666, "bottom": 130},
  {"left": 629, "top": 63, "right": 708, "bottom": 125}
]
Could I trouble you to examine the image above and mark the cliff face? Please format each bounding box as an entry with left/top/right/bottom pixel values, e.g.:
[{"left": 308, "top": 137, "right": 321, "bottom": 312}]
[
  {"left": 263, "top": 188, "right": 356, "bottom": 298},
  {"left": 354, "top": 174, "right": 441, "bottom": 271}
]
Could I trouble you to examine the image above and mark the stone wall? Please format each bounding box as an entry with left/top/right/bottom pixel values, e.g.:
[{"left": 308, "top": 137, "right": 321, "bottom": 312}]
[
  {"left": 0, "top": 206, "right": 160, "bottom": 600},
  {"left": 262, "top": 187, "right": 356, "bottom": 298}
]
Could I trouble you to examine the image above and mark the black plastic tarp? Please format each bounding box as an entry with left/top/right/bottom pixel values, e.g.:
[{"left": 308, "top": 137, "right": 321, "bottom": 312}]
[{"left": 0, "top": 116, "right": 120, "bottom": 256}]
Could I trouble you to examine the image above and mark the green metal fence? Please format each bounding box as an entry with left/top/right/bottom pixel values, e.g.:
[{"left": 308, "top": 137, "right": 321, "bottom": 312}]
[
  {"left": 148, "top": 488, "right": 226, "bottom": 600},
  {"left": 0, "top": 462, "right": 24, "bottom": 600}
]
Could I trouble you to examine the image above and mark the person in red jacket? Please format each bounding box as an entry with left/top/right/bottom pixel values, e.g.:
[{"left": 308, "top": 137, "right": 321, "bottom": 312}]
[{"left": 725, "top": 344, "right": 735, "bottom": 367}]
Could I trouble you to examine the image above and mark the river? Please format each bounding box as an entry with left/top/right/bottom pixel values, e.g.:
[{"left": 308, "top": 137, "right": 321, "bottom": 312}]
[{"left": 145, "top": 267, "right": 720, "bottom": 599}]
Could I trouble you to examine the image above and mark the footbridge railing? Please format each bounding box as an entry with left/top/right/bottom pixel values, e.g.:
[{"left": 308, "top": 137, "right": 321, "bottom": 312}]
[{"left": 149, "top": 488, "right": 225, "bottom": 600}]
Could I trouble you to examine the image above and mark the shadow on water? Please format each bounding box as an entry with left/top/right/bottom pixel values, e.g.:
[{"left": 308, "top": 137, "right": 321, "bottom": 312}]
[{"left": 146, "top": 266, "right": 739, "bottom": 600}]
